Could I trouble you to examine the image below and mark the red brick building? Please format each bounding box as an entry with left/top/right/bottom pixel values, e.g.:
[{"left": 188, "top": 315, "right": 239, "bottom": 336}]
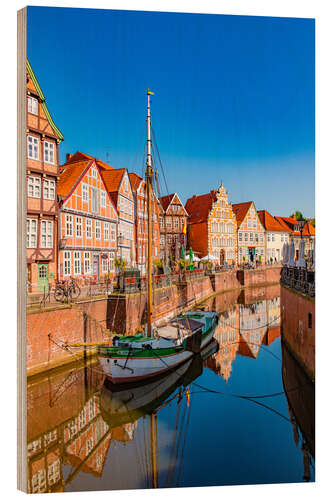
[
  {"left": 159, "top": 193, "right": 188, "bottom": 262},
  {"left": 26, "top": 60, "right": 64, "bottom": 292},
  {"left": 58, "top": 157, "right": 118, "bottom": 280},
  {"left": 129, "top": 173, "right": 160, "bottom": 274},
  {"left": 186, "top": 183, "right": 237, "bottom": 265}
]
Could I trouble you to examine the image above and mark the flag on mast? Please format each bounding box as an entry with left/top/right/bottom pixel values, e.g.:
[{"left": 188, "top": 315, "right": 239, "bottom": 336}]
[{"left": 182, "top": 221, "right": 187, "bottom": 235}]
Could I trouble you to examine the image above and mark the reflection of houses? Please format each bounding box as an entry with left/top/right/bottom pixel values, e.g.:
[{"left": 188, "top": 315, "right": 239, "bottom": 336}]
[
  {"left": 26, "top": 363, "right": 138, "bottom": 493},
  {"left": 238, "top": 300, "right": 267, "bottom": 358},
  {"left": 212, "top": 306, "right": 239, "bottom": 382},
  {"left": 185, "top": 183, "right": 237, "bottom": 264}
]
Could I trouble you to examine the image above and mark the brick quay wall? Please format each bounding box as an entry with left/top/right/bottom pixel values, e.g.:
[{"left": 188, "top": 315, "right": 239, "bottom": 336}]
[
  {"left": 27, "top": 266, "right": 282, "bottom": 377},
  {"left": 280, "top": 284, "right": 315, "bottom": 380}
]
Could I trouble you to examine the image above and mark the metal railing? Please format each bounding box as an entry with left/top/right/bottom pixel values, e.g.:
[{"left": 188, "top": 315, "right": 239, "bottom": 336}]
[{"left": 281, "top": 266, "right": 315, "bottom": 298}]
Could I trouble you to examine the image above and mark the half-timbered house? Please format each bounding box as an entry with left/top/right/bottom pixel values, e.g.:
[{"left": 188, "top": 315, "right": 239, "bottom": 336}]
[
  {"left": 159, "top": 193, "right": 188, "bottom": 262},
  {"left": 58, "top": 158, "right": 118, "bottom": 280},
  {"left": 26, "top": 59, "right": 64, "bottom": 292}
]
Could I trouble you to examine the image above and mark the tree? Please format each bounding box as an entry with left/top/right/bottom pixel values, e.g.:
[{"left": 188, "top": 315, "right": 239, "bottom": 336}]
[{"left": 290, "top": 211, "right": 304, "bottom": 221}]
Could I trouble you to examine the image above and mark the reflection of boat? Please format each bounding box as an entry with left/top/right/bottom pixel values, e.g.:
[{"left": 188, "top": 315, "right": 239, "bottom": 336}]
[
  {"left": 281, "top": 341, "right": 315, "bottom": 480},
  {"left": 100, "top": 339, "right": 218, "bottom": 429},
  {"left": 98, "top": 90, "right": 218, "bottom": 383}
]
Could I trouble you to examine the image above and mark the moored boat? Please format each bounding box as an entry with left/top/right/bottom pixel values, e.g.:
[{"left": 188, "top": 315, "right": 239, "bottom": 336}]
[{"left": 98, "top": 90, "right": 218, "bottom": 384}]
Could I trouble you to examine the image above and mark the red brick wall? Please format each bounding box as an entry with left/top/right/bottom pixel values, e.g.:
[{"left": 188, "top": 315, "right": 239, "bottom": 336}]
[{"left": 281, "top": 285, "right": 315, "bottom": 379}]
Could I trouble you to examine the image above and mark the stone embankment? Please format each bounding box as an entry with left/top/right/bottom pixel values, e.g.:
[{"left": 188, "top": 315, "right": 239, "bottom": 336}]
[{"left": 27, "top": 266, "right": 282, "bottom": 377}]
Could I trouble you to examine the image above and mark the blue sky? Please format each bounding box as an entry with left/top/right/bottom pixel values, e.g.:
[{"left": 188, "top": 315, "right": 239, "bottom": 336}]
[{"left": 27, "top": 7, "right": 315, "bottom": 217}]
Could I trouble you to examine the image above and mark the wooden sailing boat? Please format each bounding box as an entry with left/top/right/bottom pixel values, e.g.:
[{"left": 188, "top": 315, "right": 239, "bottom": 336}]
[{"left": 98, "top": 90, "right": 218, "bottom": 383}]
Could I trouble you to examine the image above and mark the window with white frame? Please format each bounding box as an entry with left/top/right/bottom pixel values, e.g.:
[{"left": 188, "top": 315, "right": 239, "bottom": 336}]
[
  {"left": 267, "top": 233, "right": 271, "bottom": 242},
  {"left": 63, "top": 251, "right": 71, "bottom": 276},
  {"left": 91, "top": 167, "right": 97, "bottom": 179},
  {"left": 124, "top": 176, "right": 128, "bottom": 192},
  {"left": 91, "top": 187, "right": 99, "bottom": 214},
  {"left": 166, "top": 217, "right": 172, "bottom": 228},
  {"left": 73, "top": 251, "right": 81, "bottom": 275},
  {"left": 44, "top": 141, "right": 55, "bottom": 164},
  {"left": 95, "top": 220, "right": 101, "bottom": 239},
  {"left": 174, "top": 218, "right": 179, "bottom": 229},
  {"left": 104, "top": 222, "right": 110, "bottom": 240},
  {"left": 108, "top": 253, "right": 114, "bottom": 271},
  {"left": 249, "top": 232, "right": 253, "bottom": 241},
  {"left": 84, "top": 252, "right": 91, "bottom": 274},
  {"left": 28, "top": 176, "right": 41, "bottom": 198},
  {"left": 272, "top": 233, "right": 275, "bottom": 242},
  {"left": 160, "top": 217, "right": 164, "bottom": 228},
  {"left": 102, "top": 256, "right": 108, "bottom": 273},
  {"left": 110, "top": 223, "right": 116, "bottom": 241},
  {"left": 43, "top": 179, "right": 55, "bottom": 200},
  {"left": 40, "top": 220, "right": 53, "bottom": 248},
  {"left": 27, "top": 136, "right": 39, "bottom": 160},
  {"left": 86, "top": 218, "right": 92, "bottom": 238},
  {"left": 260, "top": 233, "right": 264, "bottom": 243},
  {"left": 244, "top": 233, "right": 248, "bottom": 242},
  {"left": 101, "top": 190, "right": 106, "bottom": 208},
  {"left": 28, "top": 96, "right": 38, "bottom": 115},
  {"left": 65, "top": 215, "right": 73, "bottom": 237},
  {"left": 76, "top": 217, "right": 82, "bottom": 237},
  {"left": 82, "top": 183, "right": 88, "bottom": 203},
  {"left": 27, "top": 219, "right": 37, "bottom": 248},
  {"left": 239, "top": 232, "right": 242, "bottom": 241}
]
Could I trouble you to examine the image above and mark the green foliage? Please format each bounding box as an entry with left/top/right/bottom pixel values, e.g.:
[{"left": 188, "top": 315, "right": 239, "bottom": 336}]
[
  {"left": 177, "top": 258, "right": 186, "bottom": 270},
  {"left": 153, "top": 259, "right": 164, "bottom": 270},
  {"left": 310, "top": 218, "right": 315, "bottom": 227},
  {"left": 115, "top": 257, "right": 126, "bottom": 272},
  {"left": 290, "top": 211, "right": 304, "bottom": 221}
]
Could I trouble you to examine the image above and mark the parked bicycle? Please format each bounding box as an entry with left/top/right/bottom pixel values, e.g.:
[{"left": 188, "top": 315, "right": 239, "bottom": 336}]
[{"left": 54, "top": 278, "right": 81, "bottom": 302}]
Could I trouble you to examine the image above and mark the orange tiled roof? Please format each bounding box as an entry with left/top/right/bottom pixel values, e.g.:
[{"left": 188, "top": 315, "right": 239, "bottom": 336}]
[
  {"left": 274, "top": 216, "right": 293, "bottom": 232},
  {"left": 185, "top": 191, "right": 217, "bottom": 223},
  {"left": 257, "top": 210, "right": 290, "bottom": 232},
  {"left": 232, "top": 202, "right": 253, "bottom": 228},
  {"left": 101, "top": 169, "right": 126, "bottom": 194},
  {"left": 302, "top": 222, "right": 315, "bottom": 236},
  {"left": 159, "top": 193, "right": 175, "bottom": 212},
  {"left": 65, "top": 151, "right": 113, "bottom": 171},
  {"left": 129, "top": 172, "right": 144, "bottom": 192},
  {"left": 58, "top": 160, "right": 91, "bottom": 197}
]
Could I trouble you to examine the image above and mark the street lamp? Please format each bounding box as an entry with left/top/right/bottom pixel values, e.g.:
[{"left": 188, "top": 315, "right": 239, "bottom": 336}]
[{"left": 298, "top": 215, "right": 306, "bottom": 240}]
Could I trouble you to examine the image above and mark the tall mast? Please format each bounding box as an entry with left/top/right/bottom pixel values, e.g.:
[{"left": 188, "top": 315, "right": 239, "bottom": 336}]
[{"left": 146, "top": 89, "right": 154, "bottom": 337}]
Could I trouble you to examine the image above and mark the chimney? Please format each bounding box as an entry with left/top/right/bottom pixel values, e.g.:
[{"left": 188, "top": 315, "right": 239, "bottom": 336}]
[{"left": 66, "top": 153, "right": 73, "bottom": 162}]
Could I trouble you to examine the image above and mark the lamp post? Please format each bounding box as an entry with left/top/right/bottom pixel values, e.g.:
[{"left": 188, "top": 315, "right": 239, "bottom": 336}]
[{"left": 298, "top": 215, "right": 306, "bottom": 240}]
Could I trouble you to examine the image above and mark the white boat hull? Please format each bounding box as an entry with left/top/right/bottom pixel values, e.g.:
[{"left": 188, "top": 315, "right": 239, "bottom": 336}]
[{"left": 99, "top": 327, "right": 215, "bottom": 383}]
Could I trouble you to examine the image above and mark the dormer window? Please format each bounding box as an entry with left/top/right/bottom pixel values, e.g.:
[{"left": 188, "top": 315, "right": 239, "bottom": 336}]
[{"left": 28, "top": 96, "right": 38, "bottom": 115}]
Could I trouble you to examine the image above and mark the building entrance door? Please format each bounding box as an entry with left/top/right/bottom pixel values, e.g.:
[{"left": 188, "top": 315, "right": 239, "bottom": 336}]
[
  {"left": 248, "top": 247, "right": 256, "bottom": 262},
  {"left": 93, "top": 253, "right": 100, "bottom": 279},
  {"left": 38, "top": 263, "right": 49, "bottom": 292},
  {"left": 220, "top": 249, "right": 225, "bottom": 266}
]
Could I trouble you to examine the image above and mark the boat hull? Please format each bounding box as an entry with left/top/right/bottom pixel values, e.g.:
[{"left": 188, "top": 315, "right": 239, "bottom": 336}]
[{"left": 99, "top": 326, "right": 215, "bottom": 383}]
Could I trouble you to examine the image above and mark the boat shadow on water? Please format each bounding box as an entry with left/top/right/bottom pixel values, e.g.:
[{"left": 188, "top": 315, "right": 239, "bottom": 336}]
[{"left": 100, "top": 339, "right": 219, "bottom": 430}]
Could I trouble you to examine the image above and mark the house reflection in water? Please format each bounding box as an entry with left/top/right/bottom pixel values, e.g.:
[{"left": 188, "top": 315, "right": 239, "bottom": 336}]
[
  {"left": 205, "top": 293, "right": 281, "bottom": 380},
  {"left": 26, "top": 364, "right": 137, "bottom": 493}
]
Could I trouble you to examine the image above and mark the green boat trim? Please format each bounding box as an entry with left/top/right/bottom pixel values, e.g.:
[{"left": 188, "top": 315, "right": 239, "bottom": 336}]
[{"left": 98, "top": 324, "right": 215, "bottom": 359}]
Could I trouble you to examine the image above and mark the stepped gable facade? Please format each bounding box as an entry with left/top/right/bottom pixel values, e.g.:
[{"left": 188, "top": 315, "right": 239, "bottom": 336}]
[
  {"left": 26, "top": 59, "right": 64, "bottom": 292},
  {"left": 186, "top": 183, "right": 237, "bottom": 265}
]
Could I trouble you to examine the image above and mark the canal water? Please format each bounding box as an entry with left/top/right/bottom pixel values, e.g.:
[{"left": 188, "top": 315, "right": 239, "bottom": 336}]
[{"left": 26, "top": 285, "right": 315, "bottom": 493}]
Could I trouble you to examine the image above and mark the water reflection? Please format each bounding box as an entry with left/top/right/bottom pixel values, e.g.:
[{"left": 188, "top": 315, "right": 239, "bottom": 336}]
[{"left": 27, "top": 285, "right": 315, "bottom": 492}]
